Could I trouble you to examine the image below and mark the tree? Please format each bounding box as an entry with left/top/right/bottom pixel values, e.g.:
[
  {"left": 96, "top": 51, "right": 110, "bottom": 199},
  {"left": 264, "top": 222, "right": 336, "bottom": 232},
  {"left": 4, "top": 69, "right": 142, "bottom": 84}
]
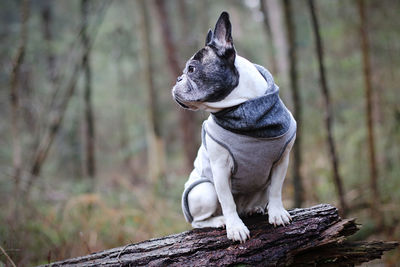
[
  {"left": 112, "top": 30, "right": 131, "bottom": 165},
  {"left": 154, "top": 0, "right": 198, "bottom": 173},
  {"left": 266, "top": 0, "right": 288, "bottom": 77},
  {"left": 45, "top": 204, "right": 399, "bottom": 266},
  {"left": 9, "top": 0, "right": 30, "bottom": 218},
  {"left": 357, "top": 0, "right": 382, "bottom": 227},
  {"left": 259, "top": 0, "right": 278, "bottom": 75},
  {"left": 41, "top": 2, "right": 58, "bottom": 91},
  {"left": 25, "top": 2, "right": 109, "bottom": 196},
  {"left": 283, "top": 0, "right": 304, "bottom": 207},
  {"left": 138, "top": 0, "right": 165, "bottom": 184},
  {"left": 81, "top": 0, "right": 96, "bottom": 179},
  {"left": 41, "top": 1, "right": 62, "bottom": 137},
  {"left": 307, "top": 0, "right": 348, "bottom": 216},
  {"left": 26, "top": 64, "right": 82, "bottom": 196}
]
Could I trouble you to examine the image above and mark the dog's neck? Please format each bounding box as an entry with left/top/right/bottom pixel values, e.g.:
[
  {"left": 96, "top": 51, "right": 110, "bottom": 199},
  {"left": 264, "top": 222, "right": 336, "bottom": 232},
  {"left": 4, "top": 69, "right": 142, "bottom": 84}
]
[{"left": 196, "top": 55, "right": 269, "bottom": 113}]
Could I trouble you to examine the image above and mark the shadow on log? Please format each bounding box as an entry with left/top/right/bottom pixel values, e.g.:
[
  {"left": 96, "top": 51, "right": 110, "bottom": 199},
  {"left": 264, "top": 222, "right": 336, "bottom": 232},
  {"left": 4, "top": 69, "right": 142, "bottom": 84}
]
[{"left": 44, "top": 204, "right": 398, "bottom": 266}]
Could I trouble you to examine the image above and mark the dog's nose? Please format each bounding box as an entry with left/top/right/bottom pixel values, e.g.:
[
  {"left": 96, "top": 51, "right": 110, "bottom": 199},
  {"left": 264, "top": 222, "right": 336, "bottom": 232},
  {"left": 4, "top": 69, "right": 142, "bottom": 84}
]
[{"left": 176, "top": 75, "right": 183, "bottom": 82}]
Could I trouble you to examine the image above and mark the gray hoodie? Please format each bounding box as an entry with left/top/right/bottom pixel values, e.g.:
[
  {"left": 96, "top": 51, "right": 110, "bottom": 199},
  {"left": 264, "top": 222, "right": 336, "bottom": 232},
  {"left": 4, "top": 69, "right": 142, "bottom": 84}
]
[{"left": 182, "top": 65, "right": 296, "bottom": 223}]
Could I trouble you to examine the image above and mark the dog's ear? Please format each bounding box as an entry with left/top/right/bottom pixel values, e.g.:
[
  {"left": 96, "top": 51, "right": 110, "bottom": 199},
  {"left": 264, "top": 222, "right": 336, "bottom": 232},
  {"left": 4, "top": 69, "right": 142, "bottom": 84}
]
[
  {"left": 210, "top": 11, "right": 235, "bottom": 64},
  {"left": 205, "top": 29, "right": 213, "bottom": 46}
]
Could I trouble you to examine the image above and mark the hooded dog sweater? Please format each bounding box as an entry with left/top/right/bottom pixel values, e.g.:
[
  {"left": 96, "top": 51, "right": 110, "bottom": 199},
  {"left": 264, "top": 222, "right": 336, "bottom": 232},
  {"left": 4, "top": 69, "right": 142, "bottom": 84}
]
[{"left": 182, "top": 65, "right": 297, "bottom": 223}]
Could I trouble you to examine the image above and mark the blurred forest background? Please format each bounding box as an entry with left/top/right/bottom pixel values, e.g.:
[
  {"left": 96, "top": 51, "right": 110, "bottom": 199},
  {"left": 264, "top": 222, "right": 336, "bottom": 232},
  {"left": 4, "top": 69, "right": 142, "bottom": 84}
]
[{"left": 0, "top": 0, "right": 399, "bottom": 265}]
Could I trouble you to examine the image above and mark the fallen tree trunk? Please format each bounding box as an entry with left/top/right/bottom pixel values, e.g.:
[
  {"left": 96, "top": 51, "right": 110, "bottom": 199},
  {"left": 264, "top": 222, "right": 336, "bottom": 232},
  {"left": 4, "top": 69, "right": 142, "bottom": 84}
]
[{"left": 45, "top": 204, "right": 398, "bottom": 266}]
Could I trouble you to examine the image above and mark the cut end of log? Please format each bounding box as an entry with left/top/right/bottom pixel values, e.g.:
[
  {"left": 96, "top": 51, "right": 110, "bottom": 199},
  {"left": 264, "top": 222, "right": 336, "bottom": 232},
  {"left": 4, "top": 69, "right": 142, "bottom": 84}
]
[{"left": 44, "top": 204, "right": 398, "bottom": 267}]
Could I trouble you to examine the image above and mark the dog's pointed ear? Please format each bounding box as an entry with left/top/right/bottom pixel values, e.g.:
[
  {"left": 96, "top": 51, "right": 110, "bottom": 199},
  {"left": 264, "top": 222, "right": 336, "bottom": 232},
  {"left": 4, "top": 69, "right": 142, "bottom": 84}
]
[
  {"left": 210, "top": 11, "right": 235, "bottom": 63},
  {"left": 213, "top": 12, "right": 232, "bottom": 46},
  {"left": 205, "top": 29, "right": 213, "bottom": 46}
]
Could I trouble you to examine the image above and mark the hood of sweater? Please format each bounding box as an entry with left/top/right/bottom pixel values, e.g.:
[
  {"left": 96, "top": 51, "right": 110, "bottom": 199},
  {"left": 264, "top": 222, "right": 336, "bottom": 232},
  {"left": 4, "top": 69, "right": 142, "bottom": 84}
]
[{"left": 211, "top": 64, "right": 291, "bottom": 138}]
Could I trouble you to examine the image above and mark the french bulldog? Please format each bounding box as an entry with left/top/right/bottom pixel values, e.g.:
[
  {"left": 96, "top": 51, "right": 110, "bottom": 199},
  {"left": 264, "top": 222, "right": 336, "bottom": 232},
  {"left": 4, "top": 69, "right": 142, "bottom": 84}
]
[{"left": 172, "top": 11, "right": 296, "bottom": 243}]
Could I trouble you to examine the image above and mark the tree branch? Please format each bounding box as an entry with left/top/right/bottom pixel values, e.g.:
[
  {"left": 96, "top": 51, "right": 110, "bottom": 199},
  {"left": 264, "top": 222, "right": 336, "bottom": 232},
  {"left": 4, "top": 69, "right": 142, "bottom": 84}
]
[{"left": 43, "top": 204, "right": 398, "bottom": 266}]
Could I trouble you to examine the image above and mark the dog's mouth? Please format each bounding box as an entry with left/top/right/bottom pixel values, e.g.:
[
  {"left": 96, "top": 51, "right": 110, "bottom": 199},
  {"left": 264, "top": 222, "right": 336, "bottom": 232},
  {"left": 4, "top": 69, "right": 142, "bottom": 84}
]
[{"left": 174, "top": 96, "right": 191, "bottom": 109}]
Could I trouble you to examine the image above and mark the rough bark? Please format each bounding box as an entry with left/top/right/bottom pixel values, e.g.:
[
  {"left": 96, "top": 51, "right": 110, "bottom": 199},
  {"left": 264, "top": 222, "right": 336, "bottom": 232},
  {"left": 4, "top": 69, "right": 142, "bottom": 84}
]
[
  {"left": 308, "top": 0, "right": 348, "bottom": 216},
  {"left": 283, "top": 0, "right": 304, "bottom": 208},
  {"left": 357, "top": 0, "right": 382, "bottom": 228},
  {"left": 81, "top": 0, "right": 96, "bottom": 179},
  {"left": 154, "top": 0, "right": 197, "bottom": 173},
  {"left": 259, "top": 0, "right": 278, "bottom": 75},
  {"left": 138, "top": 0, "right": 165, "bottom": 183},
  {"left": 43, "top": 204, "right": 398, "bottom": 267}
]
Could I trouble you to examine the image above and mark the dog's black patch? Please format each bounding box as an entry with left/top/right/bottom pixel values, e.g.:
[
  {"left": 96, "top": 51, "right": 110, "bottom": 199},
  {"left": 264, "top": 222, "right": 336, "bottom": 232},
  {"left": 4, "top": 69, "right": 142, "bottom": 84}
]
[
  {"left": 192, "top": 48, "right": 207, "bottom": 62},
  {"left": 172, "top": 11, "right": 239, "bottom": 106}
]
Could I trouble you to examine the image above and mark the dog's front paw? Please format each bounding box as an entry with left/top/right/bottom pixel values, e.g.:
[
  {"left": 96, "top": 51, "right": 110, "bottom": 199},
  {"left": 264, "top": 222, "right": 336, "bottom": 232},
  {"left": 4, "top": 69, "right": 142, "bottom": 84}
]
[
  {"left": 267, "top": 203, "right": 292, "bottom": 227},
  {"left": 226, "top": 217, "right": 250, "bottom": 243}
]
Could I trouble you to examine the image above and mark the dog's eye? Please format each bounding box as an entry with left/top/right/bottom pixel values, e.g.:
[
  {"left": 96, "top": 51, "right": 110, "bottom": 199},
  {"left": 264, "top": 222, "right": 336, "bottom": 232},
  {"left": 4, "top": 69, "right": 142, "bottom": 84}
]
[{"left": 188, "top": 65, "right": 195, "bottom": 73}]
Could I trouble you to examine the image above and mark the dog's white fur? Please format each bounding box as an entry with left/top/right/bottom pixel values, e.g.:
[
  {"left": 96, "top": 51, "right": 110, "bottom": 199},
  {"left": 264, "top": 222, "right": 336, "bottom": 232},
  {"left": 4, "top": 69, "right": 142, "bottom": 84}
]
[{"left": 185, "top": 55, "right": 294, "bottom": 243}]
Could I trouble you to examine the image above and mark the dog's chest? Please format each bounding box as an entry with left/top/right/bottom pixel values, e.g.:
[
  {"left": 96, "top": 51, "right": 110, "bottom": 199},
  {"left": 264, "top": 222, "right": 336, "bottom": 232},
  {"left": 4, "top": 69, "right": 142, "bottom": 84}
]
[{"left": 201, "top": 115, "right": 296, "bottom": 194}]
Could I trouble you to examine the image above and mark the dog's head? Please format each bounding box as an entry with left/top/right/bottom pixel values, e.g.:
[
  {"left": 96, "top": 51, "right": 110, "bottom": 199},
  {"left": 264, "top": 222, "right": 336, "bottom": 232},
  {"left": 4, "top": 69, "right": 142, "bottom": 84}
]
[{"left": 172, "top": 11, "right": 239, "bottom": 110}]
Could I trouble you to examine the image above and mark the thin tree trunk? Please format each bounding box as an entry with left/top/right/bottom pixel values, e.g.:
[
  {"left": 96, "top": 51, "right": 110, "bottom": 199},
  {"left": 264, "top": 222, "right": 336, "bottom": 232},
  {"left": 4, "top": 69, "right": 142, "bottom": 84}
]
[
  {"left": 9, "top": 0, "right": 29, "bottom": 221},
  {"left": 138, "top": 0, "right": 165, "bottom": 184},
  {"left": 267, "top": 0, "right": 288, "bottom": 77},
  {"left": 357, "top": 0, "right": 382, "bottom": 227},
  {"left": 154, "top": 0, "right": 197, "bottom": 173},
  {"left": 81, "top": 0, "right": 96, "bottom": 178},
  {"left": 39, "top": 1, "right": 58, "bottom": 152},
  {"left": 41, "top": 2, "right": 58, "bottom": 89},
  {"left": 259, "top": 0, "right": 278, "bottom": 75},
  {"left": 25, "top": 3, "right": 109, "bottom": 196},
  {"left": 40, "top": 2, "right": 85, "bottom": 180},
  {"left": 27, "top": 64, "right": 81, "bottom": 195},
  {"left": 10, "top": 0, "right": 30, "bottom": 184},
  {"left": 308, "top": 0, "right": 347, "bottom": 216},
  {"left": 114, "top": 52, "right": 130, "bottom": 163},
  {"left": 283, "top": 0, "right": 304, "bottom": 208},
  {"left": 41, "top": 2, "right": 63, "bottom": 122}
]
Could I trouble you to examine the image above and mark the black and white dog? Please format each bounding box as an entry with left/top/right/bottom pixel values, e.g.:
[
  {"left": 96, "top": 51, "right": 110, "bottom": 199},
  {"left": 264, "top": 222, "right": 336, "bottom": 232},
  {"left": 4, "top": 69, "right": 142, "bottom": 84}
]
[{"left": 172, "top": 12, "right": 296, "bottom": 243}]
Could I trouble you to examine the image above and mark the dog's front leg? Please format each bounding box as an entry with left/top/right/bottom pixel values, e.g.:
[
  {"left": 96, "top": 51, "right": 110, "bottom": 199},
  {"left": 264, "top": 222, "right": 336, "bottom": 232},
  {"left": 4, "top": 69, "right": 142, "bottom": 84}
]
[
  {"left": 267, "top": 136, "right": 295, "bottom": 226},
  {"left": 206, "top": 135, "right": 250, "bottom": 243}
]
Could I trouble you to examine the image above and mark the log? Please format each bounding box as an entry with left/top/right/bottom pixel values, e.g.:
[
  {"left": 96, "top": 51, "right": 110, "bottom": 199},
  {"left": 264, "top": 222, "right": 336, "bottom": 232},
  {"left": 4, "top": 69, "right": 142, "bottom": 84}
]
[{"left": 44, "top": 204, "right": 398, "bottom": 266}]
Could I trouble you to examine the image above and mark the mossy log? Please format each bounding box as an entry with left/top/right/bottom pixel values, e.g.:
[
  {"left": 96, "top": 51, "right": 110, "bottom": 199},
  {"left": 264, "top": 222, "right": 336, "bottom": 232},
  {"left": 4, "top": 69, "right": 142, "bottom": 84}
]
[{"left": 45, "top": 204, "right": 398, "bottom": 266}]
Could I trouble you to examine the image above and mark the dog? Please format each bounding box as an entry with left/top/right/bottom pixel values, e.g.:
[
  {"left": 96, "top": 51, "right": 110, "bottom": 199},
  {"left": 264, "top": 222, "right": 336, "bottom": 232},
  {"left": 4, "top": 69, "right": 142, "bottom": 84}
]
[{"left": 172, "top": 11, "right": 296, "bottom": 243}]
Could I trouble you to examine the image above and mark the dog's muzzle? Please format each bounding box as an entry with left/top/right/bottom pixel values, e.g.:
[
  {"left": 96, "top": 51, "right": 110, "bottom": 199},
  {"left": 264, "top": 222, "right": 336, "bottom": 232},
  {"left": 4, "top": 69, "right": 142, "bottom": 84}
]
[{"left": 173, "top": 93, "right": 190, "bottom": 109}]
